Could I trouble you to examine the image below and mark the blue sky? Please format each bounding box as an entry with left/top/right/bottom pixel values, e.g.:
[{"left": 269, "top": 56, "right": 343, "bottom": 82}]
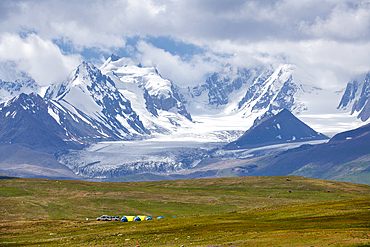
[
  {"left": 0, "top": 0, "right": 370, "bottom": 87},
  {"left": 55, "top": 35, "right": 206, "bottom": 64}
]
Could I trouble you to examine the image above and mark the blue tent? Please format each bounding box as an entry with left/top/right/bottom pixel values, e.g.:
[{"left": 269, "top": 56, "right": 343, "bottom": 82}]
[
  {"left": 133, "top": 216, "right": 141, "bottom": 221},
  {"left": 145, "top": 216, "right": 152, "bottom": 220},
  {"left": 157, "top": 216, "right": 163, "bottom": 219},
  {"left": 121, "top": 216, "right": 128, "bottom": 222}
]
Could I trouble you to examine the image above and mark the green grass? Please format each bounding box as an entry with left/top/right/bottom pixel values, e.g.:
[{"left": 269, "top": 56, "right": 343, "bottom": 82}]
[{"left": 1, "top": 175, "right": 370, "bottom": 246}]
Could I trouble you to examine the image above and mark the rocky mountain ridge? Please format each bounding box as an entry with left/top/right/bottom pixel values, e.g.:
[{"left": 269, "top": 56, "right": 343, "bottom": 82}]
[
  {"left": 45, "top": 61, "right": 150, "bottom": 140},
  {"left": 338, "top": 72, "right": 370, "bottom": 121},
  {"left": 179, "top": 63, "right": 314, "bottom": 131},
  {"left": 0, "top": 61, "right": 40, "bottom": 103}
]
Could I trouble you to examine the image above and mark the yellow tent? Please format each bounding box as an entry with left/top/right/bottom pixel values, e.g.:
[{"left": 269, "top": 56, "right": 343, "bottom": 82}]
[
  {"left": 122, "top": 216, "right": 135, "bottom": 222},
  {"left": 121, "top": 215, "right": 151, "bottom": 222},
  {"left": 137, "top": 215, "right": 148, "bottom": 221}
]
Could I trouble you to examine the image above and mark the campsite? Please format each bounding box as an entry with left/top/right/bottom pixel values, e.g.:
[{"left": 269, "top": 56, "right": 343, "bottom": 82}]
[{"left": 1, "top": 175, "right": 370, "bottom": 246}]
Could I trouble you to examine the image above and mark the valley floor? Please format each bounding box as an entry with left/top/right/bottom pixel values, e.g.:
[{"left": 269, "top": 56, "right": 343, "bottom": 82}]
[{"left": 1, "top": 176, "right": 370, "bottom": 246}]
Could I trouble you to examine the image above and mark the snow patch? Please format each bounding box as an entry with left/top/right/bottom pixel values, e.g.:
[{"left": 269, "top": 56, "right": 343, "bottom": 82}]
[{"left": 48, "top": 107, "right": 61, "bottom": 125}]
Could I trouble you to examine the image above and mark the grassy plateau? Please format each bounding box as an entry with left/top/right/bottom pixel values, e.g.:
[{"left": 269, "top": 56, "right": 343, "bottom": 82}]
[{"left": 1, "top": 175, "right": 370, "bottom": 246}]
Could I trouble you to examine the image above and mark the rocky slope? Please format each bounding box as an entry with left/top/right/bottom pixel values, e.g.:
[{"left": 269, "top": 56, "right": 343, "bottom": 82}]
[
  {"left": 100, "top": 54, "right": 193, "bottom": 134},
  {"left": 45, "top": 61, "right": 150, "bottom": 140},
  {"left": 0, "top": 61, "right": 40, "bottom": 102}
]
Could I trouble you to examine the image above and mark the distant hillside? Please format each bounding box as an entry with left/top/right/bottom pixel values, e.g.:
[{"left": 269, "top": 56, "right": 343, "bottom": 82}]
[{"left": 236, "top": 122, "right": 370, "bottom": 184}]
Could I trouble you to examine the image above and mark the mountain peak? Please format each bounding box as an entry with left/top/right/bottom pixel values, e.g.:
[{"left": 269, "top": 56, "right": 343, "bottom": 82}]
[
  {"left": 100, "top": 55, "right": 140, "bottom": 72},
  {"left": 110, "top": 53, "right": 121, "bottom": 62},
  {"left": 224, "top": 108, "right": 328, "bottom": 150},
  {"left": 77, "top": 61, "right": 97, "bottom": 72}
]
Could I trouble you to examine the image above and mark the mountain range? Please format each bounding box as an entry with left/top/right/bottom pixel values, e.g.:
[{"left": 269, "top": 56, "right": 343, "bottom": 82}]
[{"left": 0, "top": 54, "right": 369, "bottom": 182}]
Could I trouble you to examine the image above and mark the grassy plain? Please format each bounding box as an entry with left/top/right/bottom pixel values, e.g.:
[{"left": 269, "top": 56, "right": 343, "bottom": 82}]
[{"left": 1, "top": 175, "right": 370, "bottom": 246}]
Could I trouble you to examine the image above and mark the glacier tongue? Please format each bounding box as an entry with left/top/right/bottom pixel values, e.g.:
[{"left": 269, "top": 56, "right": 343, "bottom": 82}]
[{"left": 56, "top": 134, "right": 234, "bottom": 179}]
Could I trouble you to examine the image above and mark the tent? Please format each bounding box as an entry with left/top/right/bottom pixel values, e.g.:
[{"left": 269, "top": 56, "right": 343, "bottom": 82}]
[
  {"left": 121, "top": 215, "right": 152, "bottom": 222},
  {"left": 157, "top": 216, "right": 163, "bottom": 219},
  {"left": 137, "top": 215, "right": 150, "bottom": 221},
  {"left": 121, "top": 216, "right": 136, "bottom": 222}
]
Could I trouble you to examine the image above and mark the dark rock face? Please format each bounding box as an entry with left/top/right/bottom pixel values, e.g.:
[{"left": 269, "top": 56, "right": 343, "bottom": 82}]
[
  {"left": 224, "top": 109, "right": 328, "bottom": 150},
  {"left": 0, "top": 93, "right": 70, "bottom": 150},
  {"left": 339, "top": 73, "right": 370, "bottom": 121},
  {"left": 206, "top": 67, "right": 253, "bottom": 106},
  {"left": 237, "top": 70, "right": 274, "bottom": 109},
  {"left": 0, "top": 92, "right": 121, "bottom": 150},
  {"left": 0, "top": 67, "right": 39, "bottom": 102},
  {"left": 150, "top": 84, "right": 192, "bottom": 121},
  {"left": 110, "top": 54, "right": 121, "bottom": 62},
  {"left": 353, "top": 74, "right": 370, "bottom": 113},
  {"left": 270, "top": 76, "right": 299, "bottom": 111},
  {"left": 0, "top": 75, "right": 37, "bottom": 94},
  {"left": 338, "top": 80, "right": 358, "bottom": 109},
  {"left": 143, "top": 89, "right": 159, "bottom": 117}
]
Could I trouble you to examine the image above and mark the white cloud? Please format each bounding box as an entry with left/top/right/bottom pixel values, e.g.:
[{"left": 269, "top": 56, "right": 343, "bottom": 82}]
[
  {"left": 300, "top": 2, "right": 370, "bottom": 40},
  {"left": 210, "top": 38, "right": 370, "bottom": 89},
  {"left": 0, "top": 33, "right": 81, "bottom": 85},
  {"left": 0, "top": 0, "right": 368, "bottom": 44},
  {"left": 0, "top": 0, "right": 369, "bottom": 90},
  {"left": 136, "top": 41, "right": 223, "bottom": 86}
]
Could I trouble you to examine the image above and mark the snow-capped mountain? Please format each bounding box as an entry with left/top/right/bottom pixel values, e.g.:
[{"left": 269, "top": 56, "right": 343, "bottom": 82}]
[
  {"left": 0, "top": 61, "right": 40, "bottom": 102},
  {"left": 237, "top": 65, "right": 308, "bottom": 115},
  {"left": 100, "top": 54, "right": 193, "bottom": 135},
  {"left": 338, "top": 72, "right": 370, "bottom": 121},
  {"left": 0, "top": 92, "right": 120, "bottom": 150},
  {"left": 183, "top": 65, "right": 258, "bottom": 107},
  {"left": 179, "top": 63, "right": 316, "bottom": 134},
  {"left": 45, "top": 61, "right": 150, "bottom": 140},
  {"left": 1, "top": 54, "right": 368, "bottom": 180}
]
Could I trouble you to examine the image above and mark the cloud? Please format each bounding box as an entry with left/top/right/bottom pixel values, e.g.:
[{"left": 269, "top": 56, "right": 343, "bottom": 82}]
[
  {"left": 0, "top": 0, "right": 368, "bottom": 44},
  {"left": 210, "top": 38, "right": 370, "bottom": 88},
  {"left": 0, "top": 33, "right": 81, "bottom": 85},
  {"left": 136, "top": 41, "right": 223, "bottom": 86},
  {"left": 0, "top": 0, "right": 369, "bottom": 90},
  {"left": 300, "top": 2, "right": 370, "bottom": 40}
]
